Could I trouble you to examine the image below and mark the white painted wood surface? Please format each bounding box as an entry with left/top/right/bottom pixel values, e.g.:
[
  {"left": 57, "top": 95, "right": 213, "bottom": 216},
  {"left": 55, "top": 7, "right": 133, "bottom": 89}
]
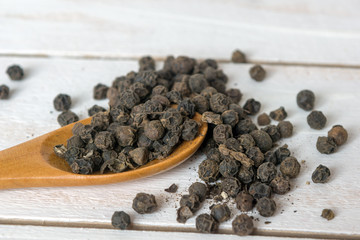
[
  {"left": 1, "top": 0, "right": 360, "bottom": 65},
  {"left": 0, "top": 57, "right": 359, "bottom": 239},
  {"left": 0, "top": 225, "right": 317, "bottom": 240}
]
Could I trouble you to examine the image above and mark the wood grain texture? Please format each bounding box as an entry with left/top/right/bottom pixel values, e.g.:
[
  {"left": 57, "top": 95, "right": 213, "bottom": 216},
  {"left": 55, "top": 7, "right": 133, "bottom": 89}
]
[
  {"left": 1, "top": 0, "right": 360, "bottom": 65},
  {"left": 0, "top": 225, "right": 317, "bottom": 240},
  {"left": 0, "top": 57, "right": 359, "bottom": 238}
]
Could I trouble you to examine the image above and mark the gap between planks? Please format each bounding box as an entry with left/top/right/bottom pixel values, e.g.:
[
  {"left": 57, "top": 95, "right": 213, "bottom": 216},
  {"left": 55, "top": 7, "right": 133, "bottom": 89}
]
[
  {"left": 1, "top": 53, "right": 360, "bottom": 70},
  {"left": 0, "top": 219, "right": 358, "bottom": 240}
]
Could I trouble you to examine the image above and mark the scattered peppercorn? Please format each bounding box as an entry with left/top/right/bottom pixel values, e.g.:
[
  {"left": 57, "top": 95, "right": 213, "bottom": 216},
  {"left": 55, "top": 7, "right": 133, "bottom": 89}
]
[
  {"left": 132, "top": 193, "right": 157, "bottom": 214},
  {"left": 257, "top": 113, "right": 270, "bottom": 126},
  {"left": 316, "top": 136, "right": 337, "bottom": 154},
  {"left": 180, "top": 194, "right": 201, "bottom": 212},
  {"left": 249, "top": 65, "right": 266, "bottom": 81},
  {"left": 256, "top": 197, "right": 276, "bottom": 217},
  {"left": 270, "top": 107, "right": 287, "bottom": 121},
  {"left": 231, "top": 50, "right": 246, "bottom": 63},
  {"left": 328, "top": 125, "right": 348, "bottom": 146},
  {"left": 297, "top": 89, "right": 315, "bottom": 111},
  {"left": 277, "top": 121, "right": 293, "bottom": 138},
  {"left": 307, "top": 110, "right": 327, "bottom": 130},
  {"left": 243, "top": 98, "right": 261, "bottom": 115},
  {"left": 57, "top": 111, "right": 79, "bottom": 127},
  {"left": 88, "top": 104, "right": 106, "bottom": 116},
  {"left": 93, "top": 83, "right": 109, "bottom": 100},
  {"left": 0, "top": 84, "right": 10, "bottom": 99},
  {"left": 196, "top": 213, "right": 219, "bottom": 233},
  {"left": 111, "top": 211, "right": 131, "bottom": 230},
  {"left": 6, "top": 64, "right": 24, "bottom": 80},
  {"left": 211, "top": 204, "right": 231, "bottom": 223},
  {"left": 270, "top": 175, "right": 291, "bottom": 194},
  {"left": 226, "top": 88, "right": 242, "bottom": 104},
  {"left": 53, "top": 94, "right": 72, "bottom": 112},
  {"left": 165, "top": 183, "right": 178, "bottom": 193},
  {"left": 312, "top": 165, "right": 331, "bottom": 183},
  {"left": 280, "top": 157, "right": 301, "bottom": 178},
  {"left": 221, "top": 177, "right": 242, "bottom": 198},
  {"left": 321, "top": 209, "right": 335, "bottom": 221},
  {"left": 232, "top": 214, "right": 254, "bottom": 236},
  {"left": 189, "top": 182, "right": 208, "bottom": 202},
  {"left": 249, "top": 182, "right": 272, "bottom": 199},
  {"left": 177, "top": 206, "right": 193, "bottom": 223},
  {"left": 235, "top": 191, "right": 254, "bottom": 212}
]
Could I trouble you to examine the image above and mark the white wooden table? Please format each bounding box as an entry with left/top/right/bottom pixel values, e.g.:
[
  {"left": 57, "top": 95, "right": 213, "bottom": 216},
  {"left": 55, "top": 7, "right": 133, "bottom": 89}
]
[{"left": 0, "top": 1, "right": 360, "bottom": 239}]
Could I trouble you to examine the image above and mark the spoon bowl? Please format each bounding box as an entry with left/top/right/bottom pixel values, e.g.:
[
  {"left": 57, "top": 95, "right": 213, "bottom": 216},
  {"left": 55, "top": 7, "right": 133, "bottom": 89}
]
[{"left": 0, "top": 113, "right": 207, "bottom": 189}]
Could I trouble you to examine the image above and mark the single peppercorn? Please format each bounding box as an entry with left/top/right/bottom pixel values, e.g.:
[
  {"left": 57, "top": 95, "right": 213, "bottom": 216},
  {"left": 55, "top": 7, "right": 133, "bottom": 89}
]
[
  {"left": 192, "top": 95, "right": 209, "bottom": 114},
  {"left": 277, "top": 121, "right": 293, "bottom": 138},
  {"left": 270, "top": 107, "right": 287, "bottom": 121},
  {"left": 232, "top": 214, "right": 254, "bottom": 236},
  {"left": 235, "top": 191, "right": 254, "bottom": 212},
  {"left": 226, "top": 88, "right": 242, "bottom": 104},
  {"left": 316, "top": 136, "right": 337, "bottom": 154},
  {"left": 297, "top": 89, "right": 315, "bottom": 111},
  {"left": 231, "top": 50, "right": 246, "bottom": 63},
  {"left": 249, "top": 65, "right": 266, "bottom": 81},
  {"left": 219, "top": 158, "right": 240, "bottom": 178},
  {"left": 93, "top": 83, "right": 109, "bottom": 100},
  {"left": 111, "top": 211, "right": 131, "bottom": 230},
  {"left": 321, "top": 209, "right": 335, "bottom": 221},
  {"left": 0, "top": 84, "right": 10, "bottom": 99},
  {"left": 144, "top": 120, "right": 165, "bottom": 141},
  {"left": 132, "top": 193, "right": 157, "bottom": 214},
  {"left": 210, "top": 93, "right": 231, "bottom": 113},
  {"left": 180, "top": 194, "right": 201, "bottom": 212},
  {"left": 139, "top": 56, "right": 155, "bottom": 71},
  {"left": 250, "top": 130, "right": 273, "bottom": 153},
  {"left": 246, "top": 146, "right": 264, "bottom": 167},
  {"left": 243, "top": 98, "right": 261, "bottom": 115},
  {"left": 225, "top": 138, "right": 242, "bottom": 152},
  {"left": 312, "top": 165, "right": 331, "bottom": 183},
  {"left": 88, "top": 104, "right": 106, "bottom": 116},
  {"left": 211, "top": 204, "right": 231, "bottom": 223},
  {"left": 238, "top": 166, "right": 255, "bottom": 184},
  {"left": 6, "top": 64, "right": 24, "bottom": 80},
  {"left": 257, "top": 113, "right": 270, "bottom": 126},
  {"left": 280, "top": 157, "right": 301, "bottom": 178},
  {"left": 181, "top": 119, "right": 199, "bottom": 141},
  {"left": 53, "top": 94, "right": 72, "bottom": 111},
  {"left": 328, "top": 125, "right": 348, "bottom": 146},
  {"left": 196, "top": 213, "right": 219, "bottom": 233},
  {"left": 257, "top": 162, "right": 277, "bottom": 183},
  {"left": 189, "top": 74, "right": 208, "bottom": 94},
  {"left": 307, "top": 110, "right": 327, "bottom": 130},
  {"left": 235, "top": 118, "right": 258, "bottom": 136},
  {"left": 256, "top": 197, "right": 276, "bottom": 217},
  {"left": 57, "top": 111, "right": 79, "bottom": 127},
  {"left": 262, "top": 125, "right": 281, "bottom": 142},
  {"left": 238, "top": 134, "right": 255, "bottom": 151},
  {"left": 221, "top": 110, "right": 239, "bottom": 127},
  {"left": 275, "top": 144, "right": 291, "bottom": 164},
  {"left": 249, "top": 182, "right": 271, "bottom": 199},
  {"left": 198, "top": 159, "right": 219, "bottom": 183},
  {"left": 189, "top": 182, "right": 208, "bottom": 202},
  {"left": 221, "top": 177, "right": 242, "bottom": 198},
  {"left": 165, "top": 183, "right": 178, "bottom": 193},
  {"left": 177, "top": 206, "right": 193, "bottom": 223},
  {"left": 270, "top": 175, "right": 291, "bottom": 194},
  {"left": 201, "top": 111, "right": 222, "bottom": 125},
  {"left": 213, "top": 124, "right": 233, "bottom": 144}
]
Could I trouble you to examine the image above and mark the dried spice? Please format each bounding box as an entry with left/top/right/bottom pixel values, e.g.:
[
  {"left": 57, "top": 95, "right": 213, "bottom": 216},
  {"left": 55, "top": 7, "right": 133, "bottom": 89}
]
[
  {"left": 221, "top": 110, "right": 239, "bottom": 127},
  {"left": 189, "top": 74, "right": 208, "bottom": 93},
  {"left": 249, "top": 65, "right": 266, "bottom": 81},
  {"left": 209, "top": 93, "right": 231, "bottom": 113},
  {"left": 219, "top": 158, "right": 240, "bottom": 178},
  {"left": 270, "top": 175, "right": 291, "bottom": 194},
  {"left": 238, "top": 166, "right": 255, "bottom": 184},
  {"left": 277, "top": 121, "right": 293, "bottom": 138},
  {"left": 256, "top": 197, "right": 276, "bottom": 217},
  {"left": 225, "top": 138, "right": 242, "bottom": 152},
  {"left": 144, "top": 120, "right": 165, "bottom": 141},
  {"left": 53, "top": 94, "right": 72, "bottom": 112},
  {"left": 88, "top": 104, "right": 106, "bottom": 116},
  {"left": 6, "top": 64, "right": 24, "bottom": 80},
  {"left": 249, "top": 182, "right": 271, "bottom": 199},
  {"left": 0, "top": 84, "right": 10, "bottom": 99},
  {"left": 132, "top": 193, "right": 157, "bottom": 214},
  {"left": 257, "top": 113, "right": 270, "bottom": 126},
  {"left": 264, "top": 150, "right": 277, "bottom": 165},
  {"left": 328, "top": 125, "right": 348, "bottom": 146},
  {"left": 246, "top": 146, "right": 264, "bottom": 167},
  {"left": 280, "top": 157, "right": 301, "bottom": 178},
  {"left": 189, "top": 182, "right": 208, "bottom": 202},
  {"left": 177, "top": 206, "right": 193, "bottom": 223},
  {"left": 243, "top": 98, "right": 261, "bottom": 115},
  {"left": 235, "top": 191, "right": 254, "bottom": 212},
  {"left": 192, "top": 95, "right": 209, "bottom": 114},
  {"left": 316, "top": 136, "right": 337, "bottom": 154},
  {"left": 139, "top": 56, "right": 155, "bottom": 71},
  {"left": 213, "top": 124, "right": 233, "bottom": 144},
  {"left": 198, "top": 159, "right": 219, "bottom": 183},
  {"left": 312, "top": 165, "right": 331, "bottom": 183},
  {"left": 180, "top": 194, "right": 201, "bottom": 212},
  {"left": 238, "top": 134, "right": 255, "bottom": 151},
  {"left": 211, "top": 204, "right": 231, "bottom": 223},
  {"left": 221, "top": 177, "right": 242, "bottom": 198},
  {"left": 321, "top": 209, "right": 335, "bottom": 221},
  {"left": 231, "top": 50, "right": 246, "bottom": 63},
  {"left": 270, "top": 107, "right": 287, "bottom": 121},
  {"left": 181, "top": 119, "right": 199, "bottom": 141},
  {"left": 57, "top": 111, "right": 79, "bottom": 127},
  {"left": 257, "top": 162, "right": 277, "bottom": 183},
  {"left": 196, "top": 213, "right": 218, "bottom": 233},
  {"left": 111, "top": 211, "right": 131, "bottom": 230},
  {"left": 226, "top": 88, "right": 242, "bottom": 104},
  {"left": 262, "top": 125, "right": 281, "bottom": 142},
  {"left": 275, "top": 145, "right": 291, "bottom": 164},
  {"left": 93, "top": 83, "right": 109, "bottom": 100},
  {"left": 250, "top": 130, "right": 273, "bottom": 153},
  {"left": 232, "top": 214, "right": 254, "bottom": 236},
  {"left": 201, "top": 111, "right": 222, "bottom": 125},
  {"left": 165, "top": 183, "right": 178, "bottom": 193},
  {"left": 297, "top": 89, "right": 315, "bottom": 111},
  {"left": 235, "top": 118, "right": 258, "bottom": 136},
  {"left": 307, "top": 110, "right": 327, "bottom": 130}
]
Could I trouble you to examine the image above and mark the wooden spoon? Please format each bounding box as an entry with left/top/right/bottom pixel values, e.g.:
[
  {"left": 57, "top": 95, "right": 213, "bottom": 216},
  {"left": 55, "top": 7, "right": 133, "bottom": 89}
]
[{"left": 0, "top": 113, "right": 207, "bottom": 190}]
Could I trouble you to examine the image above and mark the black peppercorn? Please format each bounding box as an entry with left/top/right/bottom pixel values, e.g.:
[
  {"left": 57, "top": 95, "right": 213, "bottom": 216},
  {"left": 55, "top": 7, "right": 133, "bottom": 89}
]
[
  {"left": 6, "top": 64, "right": 24, "bottom": 80},
  {"left": 257, "top": 113, "right": 270, "bottom": 126},
  {"left": 270, "top": 107, "right": 287, "bottom": 121},
  {"left": 277, "top": 121, "right": 293, "bottom": 138},
  {"left": 249, "top": 65, "right": 266, "bottom": 81},
  {"left": 189, "top": 182, "right": 208, "bottom": 202},
  {"left": 57, "top": 111, "right": 79, "bottom": 127},
  {"left": 256, "top": 197, "right": 276, "bottom": 217},
  {"left": 196, "top": 213, "right": 218, "bottom": 233},
  {"left": 307, "top": 110, "right": 327, "bottom": 130},
  {"left": 211, "top": 204, "right": 231, "bottom": 223},
  {"left": 232, "top": 214, "right": 254, "bottom": 236},
  {"left": 198, "top": 159, "right": 219, "bottom": 183},
  {"left": 243, "top": 98, "right": 261, "bottom": 115},
  {"left": 231, "top": 50, "right": 246, "bottom": 63},
  {"left": 53, "top": 94, "right": 72, "bottom": 112},
  {"left": 297, "top": 89, "right": 315, "bottom": 111},
  {"left": 328, "top": 125, "right": 348, "bottom": 146},
  {"left": 316, "top": 136, "right": 337, "bottom": 154},
  {"left": 280, "top": 157, "right": 301, "bottom": 178},
  {"left": 312, "top": 164, "right": 331, "bottom": 183},
  {"left": 132, "top": 193, "right": 157, "bottom": 214},
  {"left": 111, "top": 211, "right": 131, "bottom": 230},
  {"left": 0, "top": 85, "right": 10, "bottom": 99},
  {"left": 235, "top": 191, "right": 254, "bottom": 212}
]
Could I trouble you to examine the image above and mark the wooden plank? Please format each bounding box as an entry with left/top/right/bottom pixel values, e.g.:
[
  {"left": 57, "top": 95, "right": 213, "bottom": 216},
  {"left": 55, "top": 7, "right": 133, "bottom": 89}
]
[
  {"left": 1, "top": 0, "right": 360, "bottom": 65},
  {"left": 0, "top": 225, "right": 317, "bottom": 240},
  {"left": 0, "top": 57, "right": 359, "bottom": 239}
]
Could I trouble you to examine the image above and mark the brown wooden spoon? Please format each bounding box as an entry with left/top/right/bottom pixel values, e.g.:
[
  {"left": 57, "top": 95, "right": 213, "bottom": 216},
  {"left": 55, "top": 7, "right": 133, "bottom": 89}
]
[{"left": 0, "top": 113, "right": 207, "bottom": 190}]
